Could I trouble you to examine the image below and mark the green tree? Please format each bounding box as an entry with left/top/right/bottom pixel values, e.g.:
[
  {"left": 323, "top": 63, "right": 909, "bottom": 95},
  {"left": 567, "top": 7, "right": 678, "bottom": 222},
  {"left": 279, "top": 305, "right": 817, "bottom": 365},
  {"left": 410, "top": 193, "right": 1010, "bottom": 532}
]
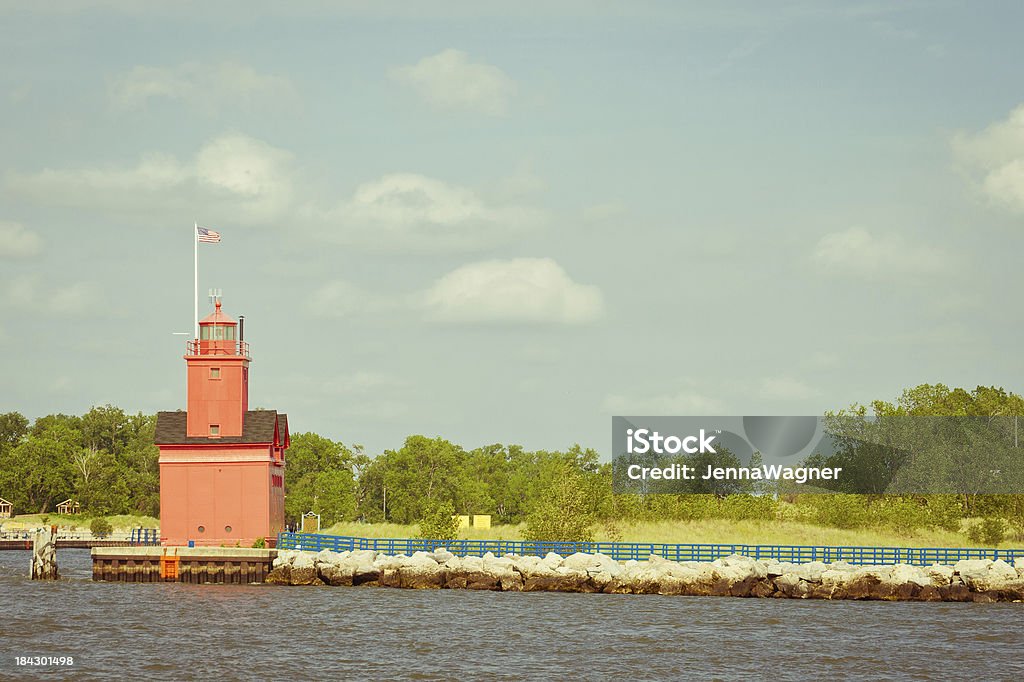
[
  {"left": 0, "top": 411, "right": 28, "bottom": 454},
  {"left": 523, "top": 467, "right": 595, "bottom": 542},
  {"left": 0, "top": 420, "right": 78, "bottom": 513},
  {"left": 284, "top": 432, "right": 359, "bottom": 524},
  {"left": 417, "top": 500, "right": 461, "bottom": 541},
  {"left": 90, "top": 517, "right": 113, "bottom": 538}
]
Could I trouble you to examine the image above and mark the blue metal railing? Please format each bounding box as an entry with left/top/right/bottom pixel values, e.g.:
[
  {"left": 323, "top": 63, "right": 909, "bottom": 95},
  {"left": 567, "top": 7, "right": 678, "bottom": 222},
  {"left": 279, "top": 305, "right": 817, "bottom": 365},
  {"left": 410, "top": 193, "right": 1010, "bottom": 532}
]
[
  {"left": 130, "top": 528, "right": 160, "bottom": 545},
  {"left": 275, "top": 532, "right": 1024, "bottom": 567}
]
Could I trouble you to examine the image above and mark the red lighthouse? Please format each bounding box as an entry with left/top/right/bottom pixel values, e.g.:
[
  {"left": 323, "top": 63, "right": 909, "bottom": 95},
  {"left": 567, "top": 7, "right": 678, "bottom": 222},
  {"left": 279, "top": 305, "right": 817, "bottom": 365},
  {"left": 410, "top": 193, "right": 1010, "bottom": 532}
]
[{"left": 155, "top": 297, "right": 288, "bottom": 547}]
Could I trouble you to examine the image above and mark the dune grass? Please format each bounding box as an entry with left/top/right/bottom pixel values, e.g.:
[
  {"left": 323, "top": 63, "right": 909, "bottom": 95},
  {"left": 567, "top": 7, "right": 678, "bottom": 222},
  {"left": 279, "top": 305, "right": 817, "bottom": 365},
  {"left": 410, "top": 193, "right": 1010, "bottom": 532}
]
[
  {"left": 596, "top": 519, "right": 1024, "bottom": 548},
  {"left": 319, "top": 518, "right": 1022, "bottom": 549},
  {"left": 1, "top": 513, "right": 159, "bottom": 532}
]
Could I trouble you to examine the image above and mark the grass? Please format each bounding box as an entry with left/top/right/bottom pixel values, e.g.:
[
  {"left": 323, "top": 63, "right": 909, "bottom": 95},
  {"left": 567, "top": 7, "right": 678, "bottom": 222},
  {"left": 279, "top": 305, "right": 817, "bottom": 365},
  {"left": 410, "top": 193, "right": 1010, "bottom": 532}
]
[
  {"left": 595, "top": 519, "right": 1024, "bottom": 548},
  {"left": 320, "top": 518, "right": 1024, "bottom": 549},
  {"left": 1, "top": 513, "right": 159, "bottom": 532}
]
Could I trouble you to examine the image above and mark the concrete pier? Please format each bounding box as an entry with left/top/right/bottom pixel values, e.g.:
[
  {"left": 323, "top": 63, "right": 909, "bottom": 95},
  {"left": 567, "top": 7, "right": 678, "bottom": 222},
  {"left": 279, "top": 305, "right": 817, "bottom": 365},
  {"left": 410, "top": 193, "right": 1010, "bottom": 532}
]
[{"left": 92, "top": 546, "right": 277, "bottom": 584}]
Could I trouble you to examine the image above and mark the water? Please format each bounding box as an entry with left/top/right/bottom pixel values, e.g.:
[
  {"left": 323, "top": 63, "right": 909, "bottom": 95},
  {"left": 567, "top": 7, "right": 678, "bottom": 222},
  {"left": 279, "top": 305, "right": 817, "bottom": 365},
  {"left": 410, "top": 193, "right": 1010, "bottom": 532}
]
[{"left": 1, "top": 550, "right": 1021, "bottom": 681}]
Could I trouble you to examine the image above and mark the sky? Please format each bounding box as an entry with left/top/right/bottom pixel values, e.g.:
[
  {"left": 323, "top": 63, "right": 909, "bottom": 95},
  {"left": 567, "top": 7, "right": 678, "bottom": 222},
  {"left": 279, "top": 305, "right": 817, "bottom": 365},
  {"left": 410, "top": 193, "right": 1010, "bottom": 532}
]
[{"left": 1, "top": 1, "right": 1023, "bottom": 457}]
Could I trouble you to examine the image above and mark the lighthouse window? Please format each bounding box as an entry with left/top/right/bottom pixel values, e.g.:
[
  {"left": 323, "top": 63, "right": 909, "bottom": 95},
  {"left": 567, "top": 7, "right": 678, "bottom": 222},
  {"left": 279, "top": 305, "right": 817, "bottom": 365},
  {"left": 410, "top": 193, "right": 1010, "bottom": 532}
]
[
  {"left": 210, "top": 424, "right": 220, "bottom": 436},
  {"left": 210, "top": 368, "right": 221, "bottom": 379}
]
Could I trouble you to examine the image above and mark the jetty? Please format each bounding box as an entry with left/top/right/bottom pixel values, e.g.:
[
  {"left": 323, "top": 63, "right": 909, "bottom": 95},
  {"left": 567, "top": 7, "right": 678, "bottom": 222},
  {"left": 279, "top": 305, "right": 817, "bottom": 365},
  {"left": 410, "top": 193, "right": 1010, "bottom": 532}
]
[
  {"left": 267, "top": 544, "right": 1024, "bottom": 603},
  {"left": 87, "top": 532, "right": 1024, "bottom": 600}
]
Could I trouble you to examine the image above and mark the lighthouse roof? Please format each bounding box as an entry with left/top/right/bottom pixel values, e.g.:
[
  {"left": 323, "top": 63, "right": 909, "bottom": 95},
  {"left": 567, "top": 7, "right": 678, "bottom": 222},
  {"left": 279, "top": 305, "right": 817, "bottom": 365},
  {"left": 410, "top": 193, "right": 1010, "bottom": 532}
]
[
  {"left": 155, "top": 409, "right": 288, "bottom": 445},
  {"left": 199, "top": 300, "right": 236, "bottom": 325}
]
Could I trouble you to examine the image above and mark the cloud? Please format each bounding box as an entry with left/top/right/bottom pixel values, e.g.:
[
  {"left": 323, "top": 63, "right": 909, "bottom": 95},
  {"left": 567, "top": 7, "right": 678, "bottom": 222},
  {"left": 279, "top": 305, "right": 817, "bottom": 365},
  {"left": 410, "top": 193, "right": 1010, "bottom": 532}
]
[
  {"left": 390, "top": 49, "right": 515, "bottom": 116},
  {"left": 423, "top": 258, "right": 603, "bottom": 325},
  {"left": 110, "top": 60, "right": 297, "bottom": 112},
  {"left": 2, "top": 276, "right": 102, "bottom": 317},
  {"left": 307, "top": 172, "right": 541, "bottom": 251},
  {"left": 952, "top": 103, "right": 1024, "bottom": 212},
  {"left": 6, "top": 132, "right": 293, "bottom": 223},
  {"left": 812, "top": 227, "right": 949, "bottom": 279},
  {"left": 602, "top": 389, "right": 726, "bottom": 414},
  {"left": 759, "top": 376, "right": 819, "bottom": 401},
  {"left": 0, "top": 221, "right": 43, "bottom": 258}
]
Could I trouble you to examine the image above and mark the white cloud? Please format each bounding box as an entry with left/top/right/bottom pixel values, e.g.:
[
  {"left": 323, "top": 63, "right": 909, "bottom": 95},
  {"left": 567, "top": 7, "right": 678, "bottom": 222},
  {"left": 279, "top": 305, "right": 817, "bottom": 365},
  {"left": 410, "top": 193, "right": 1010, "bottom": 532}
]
[
  {"left": 5, "top": 132, "right": 293, "bottom": 223},
  {"left": 952, "top": 103, "right": 1024, "bottom": 212},
  {"left": 423, "top": 258, "right": 604, "bottom": 325},
  {"left": 2, "top": 276, "right": 102, "bottom": 317},
  {"left": 759, "top": 376, "right": 819, "bottom": 401},
  {"left": 308, "top": 172, "right": 541, "bottom": 251},
  {"left": 812, "top": 227, "right": 949, "bottom": 279},
  {"left": 110, "top": 61, "right": 297, "bottom": 112},
  {"left": 602, "top": 389, "right": 726, "bottom": 414},
  {"left": 0, "top": 221, "right": 43, "bottom": 258},
  {"left": 390, "top": 49, "right": 515, "bottom": 116}
]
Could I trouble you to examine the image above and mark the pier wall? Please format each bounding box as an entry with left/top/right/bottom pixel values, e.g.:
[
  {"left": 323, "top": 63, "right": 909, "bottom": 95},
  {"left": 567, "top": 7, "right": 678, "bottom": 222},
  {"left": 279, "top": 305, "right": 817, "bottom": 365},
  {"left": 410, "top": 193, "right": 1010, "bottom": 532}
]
[{"left": 91, "top": 547, "right": 276, "bottom": 584}]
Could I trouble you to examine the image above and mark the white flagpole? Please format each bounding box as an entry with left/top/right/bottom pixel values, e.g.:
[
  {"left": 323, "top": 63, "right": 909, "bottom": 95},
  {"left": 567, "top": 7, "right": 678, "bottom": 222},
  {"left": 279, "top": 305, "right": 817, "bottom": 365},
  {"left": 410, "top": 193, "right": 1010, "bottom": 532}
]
[{"left": 193, "top": 221, "right": 199, "bottom": 341}]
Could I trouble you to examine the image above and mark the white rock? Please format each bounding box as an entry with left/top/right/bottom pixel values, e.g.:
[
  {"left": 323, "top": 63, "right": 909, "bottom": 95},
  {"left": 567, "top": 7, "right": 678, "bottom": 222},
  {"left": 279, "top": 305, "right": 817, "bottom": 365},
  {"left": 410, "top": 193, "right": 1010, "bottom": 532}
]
[
  {"left": 292, "top": 552, "right": 316, "bottom": 569},
  {"left": 563, "top": 552, "right": 601, "bottom": 571},
  {"left": 432, "top": 548, "right": 455, "bottom": 564},
  {"left": 889, "top": 564, "right": 930, "bottom": 588},
  {"left": 793, "top": 561, "right": 827, "bottom": 583},
  {"left": 541, "top": 552, "right": 564, "bottom": 569},
  {"left": 410, "top": 551, "right": 439, "bottom": 565},
  {"left": 315, "top": 549, "right": 344, "bottom": 565},
  {"left": 765, "top": 561, "right": 796, "bottom": 577},
  {"left": 925, "top": 564, "right": 954, "bottom": 585}
]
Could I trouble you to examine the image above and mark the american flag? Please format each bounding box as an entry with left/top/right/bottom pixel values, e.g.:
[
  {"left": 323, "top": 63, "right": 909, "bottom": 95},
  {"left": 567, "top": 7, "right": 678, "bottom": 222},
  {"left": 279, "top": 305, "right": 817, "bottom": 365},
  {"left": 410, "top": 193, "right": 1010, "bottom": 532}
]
[{"left": 197, "top": 226, "right": 221, "bottom": 243}]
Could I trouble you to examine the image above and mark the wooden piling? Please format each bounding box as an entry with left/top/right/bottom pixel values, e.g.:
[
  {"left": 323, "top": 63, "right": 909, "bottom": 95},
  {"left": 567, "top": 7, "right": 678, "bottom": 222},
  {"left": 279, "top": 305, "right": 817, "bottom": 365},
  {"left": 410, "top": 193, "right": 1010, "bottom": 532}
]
[{"left": 31, "top": 528, "right": 58, "bottom": 580}]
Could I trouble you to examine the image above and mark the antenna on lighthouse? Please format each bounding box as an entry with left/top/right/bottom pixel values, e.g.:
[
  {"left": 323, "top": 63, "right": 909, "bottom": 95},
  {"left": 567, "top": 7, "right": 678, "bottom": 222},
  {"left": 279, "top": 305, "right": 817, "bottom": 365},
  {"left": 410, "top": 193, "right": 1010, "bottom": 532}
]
[{"left": 208, "top": 288, "right": 223, "bottom": 306}]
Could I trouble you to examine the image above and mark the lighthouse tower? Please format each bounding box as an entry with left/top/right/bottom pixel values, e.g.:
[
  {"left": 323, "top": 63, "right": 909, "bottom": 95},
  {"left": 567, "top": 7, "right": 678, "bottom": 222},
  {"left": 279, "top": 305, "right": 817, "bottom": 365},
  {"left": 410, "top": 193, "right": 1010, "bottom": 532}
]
[{"left": 155, "top": 297, "right": 288, "bottom": 547}]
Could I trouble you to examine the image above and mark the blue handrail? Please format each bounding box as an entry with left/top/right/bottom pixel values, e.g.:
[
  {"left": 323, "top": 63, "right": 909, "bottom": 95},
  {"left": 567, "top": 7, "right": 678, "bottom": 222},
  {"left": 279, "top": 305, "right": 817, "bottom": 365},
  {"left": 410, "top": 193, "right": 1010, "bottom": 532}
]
[
  {"left": 274, "top": 532, "right": 1024, "bottom": 567},
  {"left": 130, "top": 528, "right": 160, "bottom": 545}
]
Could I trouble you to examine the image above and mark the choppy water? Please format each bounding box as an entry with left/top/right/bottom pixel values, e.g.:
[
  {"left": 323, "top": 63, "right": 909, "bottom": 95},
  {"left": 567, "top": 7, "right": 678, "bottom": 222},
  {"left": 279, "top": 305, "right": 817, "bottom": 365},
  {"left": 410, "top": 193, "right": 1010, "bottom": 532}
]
[{"left": 1, "top": 550, "right": 1021, "bottom": 681}]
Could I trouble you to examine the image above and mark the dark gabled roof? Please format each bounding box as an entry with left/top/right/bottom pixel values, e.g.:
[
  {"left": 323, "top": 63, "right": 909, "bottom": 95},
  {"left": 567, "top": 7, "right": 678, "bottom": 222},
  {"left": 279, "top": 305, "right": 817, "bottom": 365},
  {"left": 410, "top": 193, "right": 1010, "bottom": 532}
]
[{"left": 155, "top": 410, "right": 288, "bottom": 445}]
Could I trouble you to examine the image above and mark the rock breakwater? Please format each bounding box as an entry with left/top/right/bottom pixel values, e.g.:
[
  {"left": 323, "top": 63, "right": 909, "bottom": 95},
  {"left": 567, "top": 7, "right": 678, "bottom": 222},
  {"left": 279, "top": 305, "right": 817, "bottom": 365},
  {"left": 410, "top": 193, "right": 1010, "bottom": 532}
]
[{"left": 266, "top": 549, "right": 1024, "bottom": 602}]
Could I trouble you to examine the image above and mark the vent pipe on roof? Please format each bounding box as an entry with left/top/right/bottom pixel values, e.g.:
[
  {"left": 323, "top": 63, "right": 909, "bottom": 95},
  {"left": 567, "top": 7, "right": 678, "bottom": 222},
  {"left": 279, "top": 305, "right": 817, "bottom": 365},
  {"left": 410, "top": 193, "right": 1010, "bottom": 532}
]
[{"left": 239, "top": 315, "right": 245, "bottom": 343}]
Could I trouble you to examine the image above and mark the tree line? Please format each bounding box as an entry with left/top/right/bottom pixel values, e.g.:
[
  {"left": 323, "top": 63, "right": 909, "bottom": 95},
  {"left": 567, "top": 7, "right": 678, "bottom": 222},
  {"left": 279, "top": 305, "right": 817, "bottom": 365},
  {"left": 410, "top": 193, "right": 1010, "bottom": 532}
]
[{"left": 0, "top": 384, "right": 1022, "bottom": 543}]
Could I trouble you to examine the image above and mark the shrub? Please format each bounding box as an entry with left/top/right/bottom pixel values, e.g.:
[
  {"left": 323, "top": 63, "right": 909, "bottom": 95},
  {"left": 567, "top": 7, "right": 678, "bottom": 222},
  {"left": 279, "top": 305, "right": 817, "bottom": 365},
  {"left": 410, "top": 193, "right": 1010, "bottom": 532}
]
[
  {"left": 252, "top": 537, "right": 266, "bottom": 549},
  {"left": 812, "top": 494, "right": 870, "bottom": 529},
  {"left": 417, "top": 501, "right": 461, "bottom": 542},
  {"left": 967, "top": 517, "right": 1006, "bottom": 546},
  {"left": 90, "top": 517, "right": 113, "bottom": 538},
  {"left": 873, "top": 497, "right": 930, "bottom": 535},
  {"left": 720, "top": 494, "right": 778, "bottom": 522},
  {"left": 523, "top": 469, "right": 595, "bottom": 542},
  {"left": 671, "top": 495, "right": 719, "bottom": 521},
  {"left": 602, "top": 519, "right": 624, "bottom": 542}
]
